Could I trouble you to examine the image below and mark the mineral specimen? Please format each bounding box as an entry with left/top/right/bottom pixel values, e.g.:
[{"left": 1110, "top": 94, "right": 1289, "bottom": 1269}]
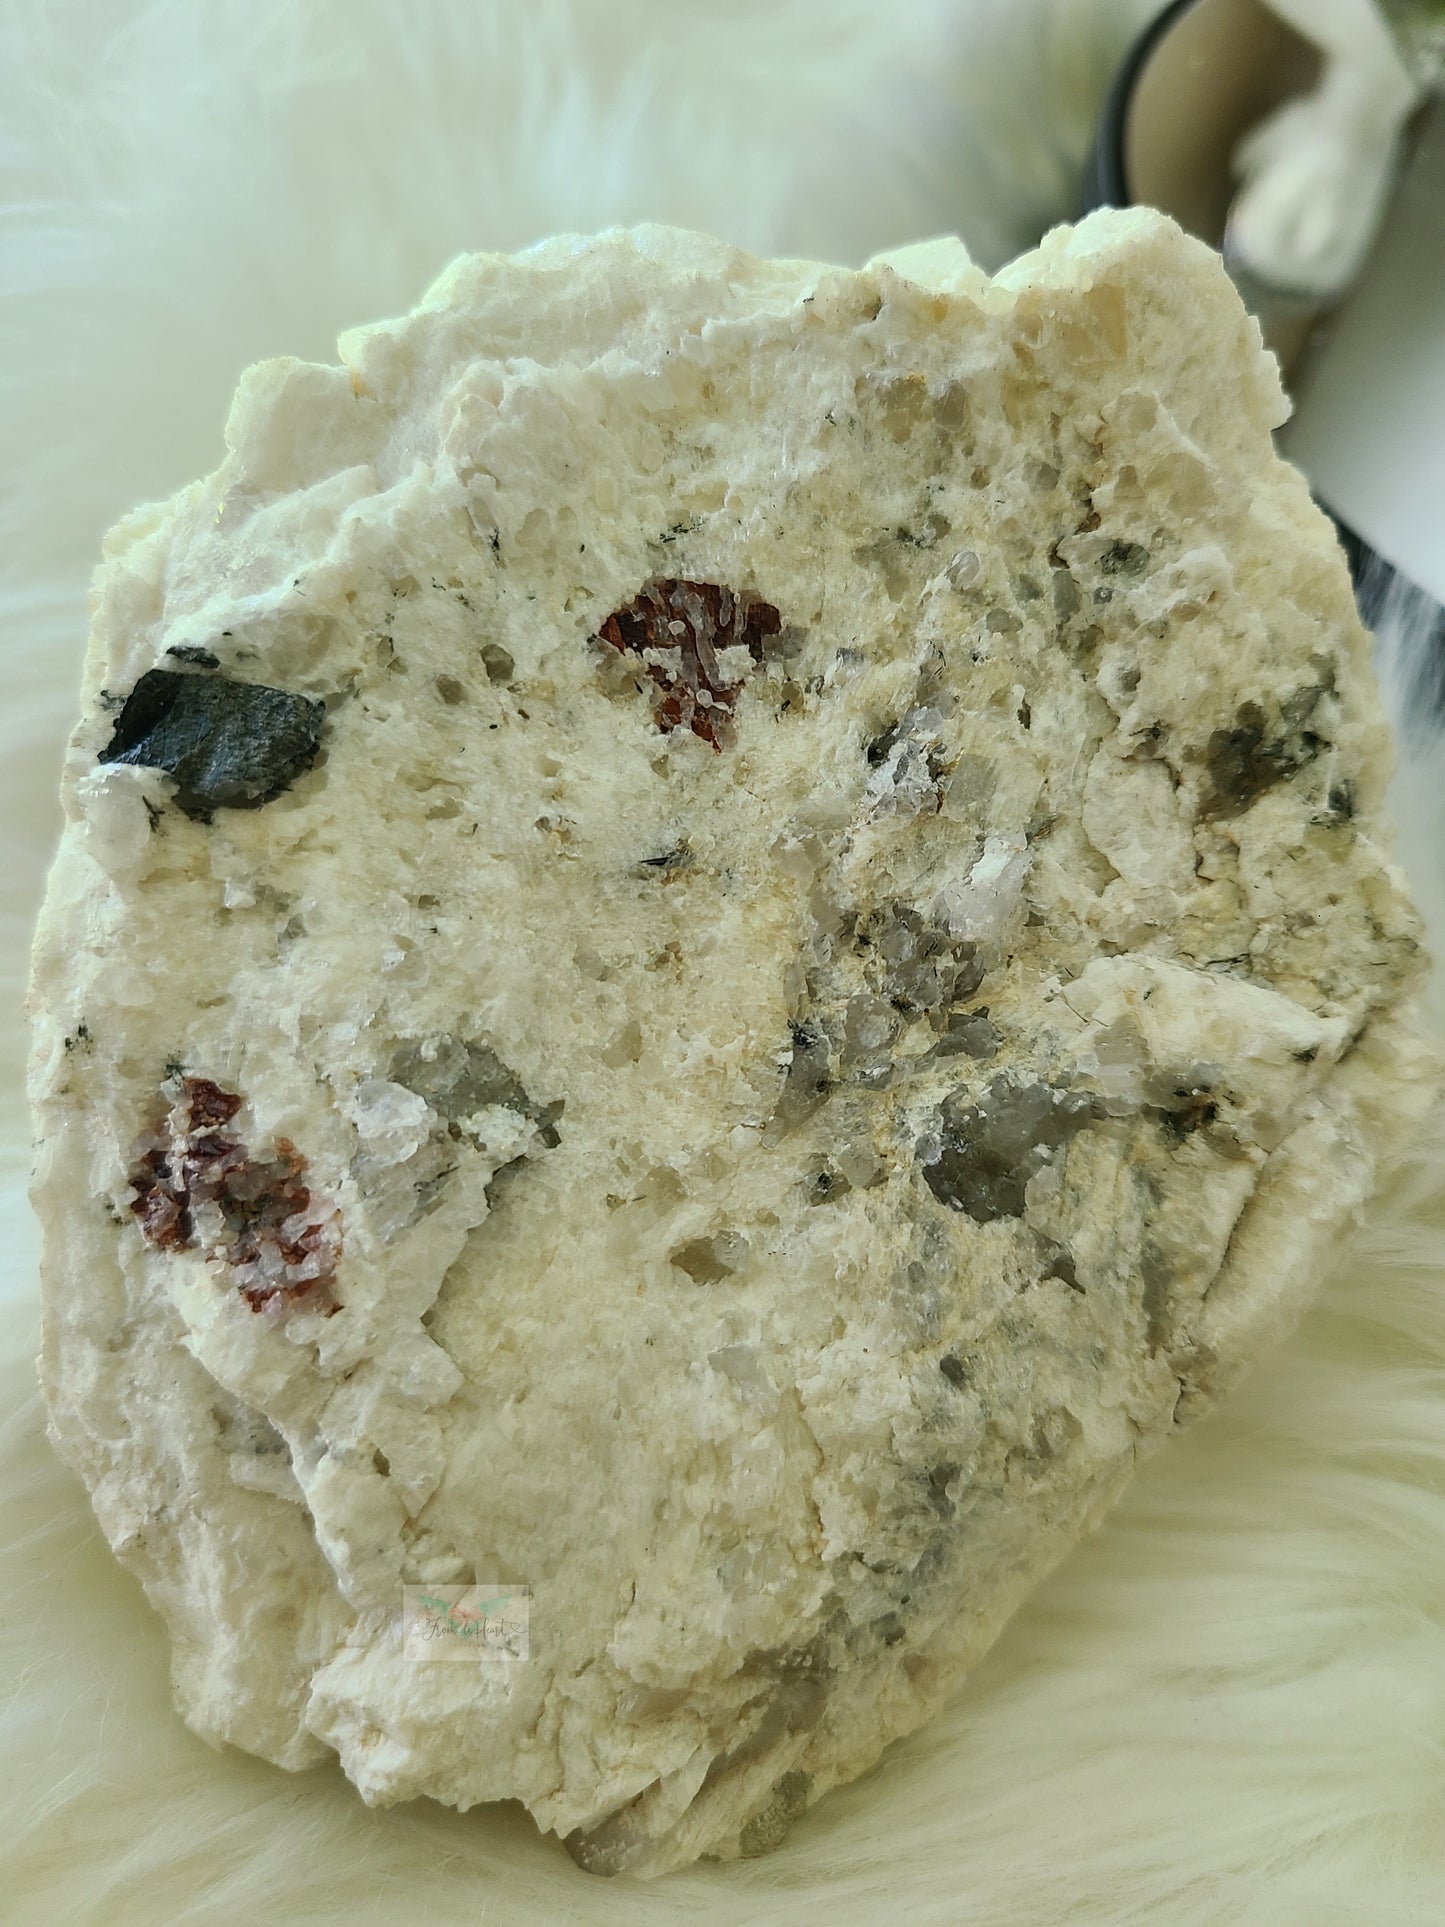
[{"left": 29, "top": 212, "right": 1432, "bottom": 1877}]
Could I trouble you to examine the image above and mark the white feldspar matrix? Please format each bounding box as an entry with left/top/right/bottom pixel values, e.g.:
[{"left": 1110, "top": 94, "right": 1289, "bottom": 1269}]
[{"left": 29, "top": 213, "right": 1432, "bottom": 1876}]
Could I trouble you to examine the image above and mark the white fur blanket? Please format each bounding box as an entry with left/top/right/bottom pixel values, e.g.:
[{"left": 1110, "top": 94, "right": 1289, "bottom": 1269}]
[{"left": 4, "top": 3, "right": 1443, "bottom": 1920}]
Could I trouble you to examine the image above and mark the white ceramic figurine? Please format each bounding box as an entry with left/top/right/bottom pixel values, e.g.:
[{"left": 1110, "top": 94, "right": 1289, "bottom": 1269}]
[{"left": 1228, "top": 0, "right": 1443, "bottom": 296}]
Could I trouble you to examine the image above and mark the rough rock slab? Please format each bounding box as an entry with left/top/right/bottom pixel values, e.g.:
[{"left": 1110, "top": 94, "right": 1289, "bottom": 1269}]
[{"left": 28, "top": 211, "right": 1433, "bottom": 1876}]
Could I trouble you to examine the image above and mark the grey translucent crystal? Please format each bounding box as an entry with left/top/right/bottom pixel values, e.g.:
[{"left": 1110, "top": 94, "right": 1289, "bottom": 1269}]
[{"left": 921, "top": 1075, "right": 1099, "bottom": 1222}]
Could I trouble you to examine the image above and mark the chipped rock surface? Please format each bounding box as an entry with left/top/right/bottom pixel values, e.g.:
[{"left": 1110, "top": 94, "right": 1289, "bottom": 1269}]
[{"left": 28, "top": 212, "right": 1433, "bottom": 1876}]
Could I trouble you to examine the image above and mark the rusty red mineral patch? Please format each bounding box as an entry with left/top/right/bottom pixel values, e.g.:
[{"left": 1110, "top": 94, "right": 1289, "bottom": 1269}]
[
  {"left": 598, "top": 577, "right": 782, "bottom": 749},
  {"left": 129, "top": 1074, "right": 341, "bottom": 1314}
]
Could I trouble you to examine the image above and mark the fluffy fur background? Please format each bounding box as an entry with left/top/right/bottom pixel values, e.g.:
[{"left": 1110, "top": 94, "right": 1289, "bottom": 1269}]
[{"left": 4, "top": 3, "right": 1444, "bottom": 1920}]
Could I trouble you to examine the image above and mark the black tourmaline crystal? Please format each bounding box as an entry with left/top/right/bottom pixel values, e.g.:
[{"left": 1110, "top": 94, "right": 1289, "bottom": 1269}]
[{"left": 99, "top": 668, "right": 325, "bottom": 817}]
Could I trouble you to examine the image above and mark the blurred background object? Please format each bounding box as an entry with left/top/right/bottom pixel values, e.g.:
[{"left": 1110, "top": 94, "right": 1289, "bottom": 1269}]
[
  {"left": 1224, "top": 0, "right": 1433, "bottom": 304},
  {"left": 1283, "top": 99, "right": 1445, "bottom": 606},
  {"left": 1084, "top": 0, "right": 1444, "bottom": 706}
]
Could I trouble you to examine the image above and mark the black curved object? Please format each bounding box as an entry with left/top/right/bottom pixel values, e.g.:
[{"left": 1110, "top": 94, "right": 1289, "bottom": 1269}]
[{"left": 1080, "top": 0, "right": 1202, "bottom": 214}]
